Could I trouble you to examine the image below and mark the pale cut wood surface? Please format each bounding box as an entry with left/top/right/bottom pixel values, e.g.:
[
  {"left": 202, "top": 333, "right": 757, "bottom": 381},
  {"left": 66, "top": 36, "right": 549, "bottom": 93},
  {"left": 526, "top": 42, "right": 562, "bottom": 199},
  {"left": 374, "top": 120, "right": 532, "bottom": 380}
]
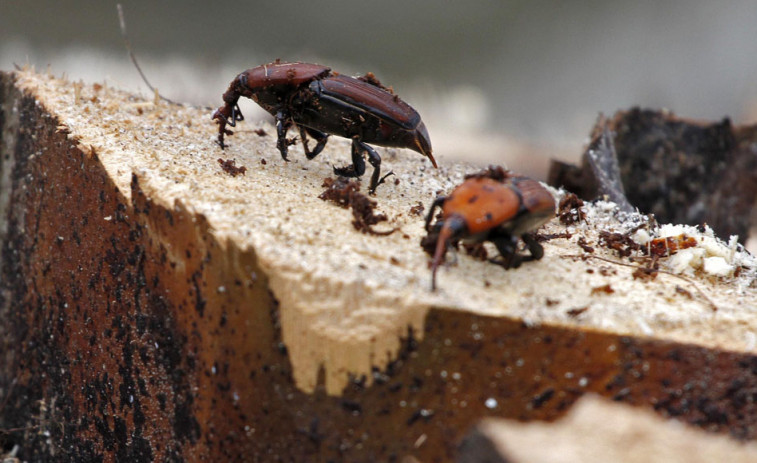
[
  {"left": 7, "top": 68, "right": 757, "bottom": 462},
  {"left": 11, "top": 68, "right": 757, "bottom": 396}
]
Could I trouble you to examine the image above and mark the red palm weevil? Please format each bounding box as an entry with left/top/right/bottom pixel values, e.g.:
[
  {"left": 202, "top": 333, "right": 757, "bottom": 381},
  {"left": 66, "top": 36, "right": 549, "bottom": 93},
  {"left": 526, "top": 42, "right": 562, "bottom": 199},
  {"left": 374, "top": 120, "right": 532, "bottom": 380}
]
[
  {"left": 213, "top": 61, "right": 436, "bottom": 193},
  {"left": 423, "top": 167, "right": 556, "bottom": 290}
]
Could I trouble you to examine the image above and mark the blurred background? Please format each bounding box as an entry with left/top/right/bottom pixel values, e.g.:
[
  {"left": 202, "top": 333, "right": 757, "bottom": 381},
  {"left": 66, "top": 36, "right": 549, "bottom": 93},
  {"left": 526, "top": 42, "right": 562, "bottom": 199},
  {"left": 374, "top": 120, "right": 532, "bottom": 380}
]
[{"left": 3, "top": 0, "right": 757, "bottom": 180}]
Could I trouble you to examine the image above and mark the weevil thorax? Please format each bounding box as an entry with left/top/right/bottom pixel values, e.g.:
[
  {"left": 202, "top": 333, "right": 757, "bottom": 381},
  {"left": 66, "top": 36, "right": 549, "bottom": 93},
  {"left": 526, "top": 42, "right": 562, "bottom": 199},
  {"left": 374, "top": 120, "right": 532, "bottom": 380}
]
[
  {"left": 506, "top": 176, "right": 557, "bottom": 236},
  {"left": 242, "top": 62, "right": 332, "bottom": 114},
  {"left": 442, "top": 178, "right": 521, "bottom": 236}
]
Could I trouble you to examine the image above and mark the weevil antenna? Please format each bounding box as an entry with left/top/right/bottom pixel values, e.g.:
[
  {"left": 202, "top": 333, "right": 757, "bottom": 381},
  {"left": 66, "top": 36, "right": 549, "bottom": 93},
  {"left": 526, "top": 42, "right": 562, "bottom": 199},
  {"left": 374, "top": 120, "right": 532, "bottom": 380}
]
[{"left": 117, "top": 4, "right": 178, "bottom": 105}]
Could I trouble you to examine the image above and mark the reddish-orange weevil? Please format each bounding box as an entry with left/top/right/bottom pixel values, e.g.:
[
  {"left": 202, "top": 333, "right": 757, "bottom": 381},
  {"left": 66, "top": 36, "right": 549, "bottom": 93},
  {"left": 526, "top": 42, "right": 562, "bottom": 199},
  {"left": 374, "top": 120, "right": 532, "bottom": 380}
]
[{"left": 423, "top": 166, "right": 556, "bottom": 290}]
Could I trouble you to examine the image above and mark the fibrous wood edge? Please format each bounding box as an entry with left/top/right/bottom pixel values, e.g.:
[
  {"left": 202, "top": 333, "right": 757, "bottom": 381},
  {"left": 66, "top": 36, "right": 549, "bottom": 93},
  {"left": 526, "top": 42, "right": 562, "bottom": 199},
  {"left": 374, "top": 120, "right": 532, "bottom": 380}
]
[
  {"left": 459, "top": 395, "right": 757, "bottom": 463},
  {"left": 3, "top": 68, "right": 757, "bottom": 461}
]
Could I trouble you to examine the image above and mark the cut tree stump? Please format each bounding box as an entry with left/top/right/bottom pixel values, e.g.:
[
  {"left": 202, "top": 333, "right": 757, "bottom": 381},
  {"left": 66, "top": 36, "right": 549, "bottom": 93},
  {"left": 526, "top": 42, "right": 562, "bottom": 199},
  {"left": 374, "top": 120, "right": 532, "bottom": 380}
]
[
  {"left": 1, "top": 69, "right": 757, "bottom": 462},
  {"left": 548, "top": 109, "right": 757, "bottom": 243}
]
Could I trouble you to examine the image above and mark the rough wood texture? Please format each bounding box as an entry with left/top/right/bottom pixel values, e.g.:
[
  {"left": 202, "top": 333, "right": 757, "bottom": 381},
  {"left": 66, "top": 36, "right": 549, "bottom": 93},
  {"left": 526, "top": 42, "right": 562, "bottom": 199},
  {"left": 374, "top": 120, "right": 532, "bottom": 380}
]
[
  {"left": 459, "top": 395, "right": 757, "bottom": 463},
  {"left": 1, "top": 69, "right": 757, "bottom": 462}
]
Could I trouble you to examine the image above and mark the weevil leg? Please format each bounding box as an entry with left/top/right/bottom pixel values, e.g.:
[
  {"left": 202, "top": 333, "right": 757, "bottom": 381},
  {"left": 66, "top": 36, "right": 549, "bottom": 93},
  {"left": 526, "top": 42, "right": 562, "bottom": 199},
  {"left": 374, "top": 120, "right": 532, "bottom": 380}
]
[
  {"left": 213, "top": 85, "right": 244, "bottom": 148},
  {"left": 212, "top": 110, "right": 229, "bottom": 149},
  {"left": 212, "top": 103, "right": 238, "bottom": 149},
  {"left": 230, "top": 103, "right": 244, "bottom": 126},
  {"left": 521, "top": 233, "right": 544, "bottom": 261},
  {"left": 490, "top": 235, "right": 522, "bottom": 269},
  {"left": 424, "top": 196, "right": 447, "bottom": 231},
  {"left": 299, "top": 127, "right": 329, "bottom": 160},
  {"left": 298, "top": 125, "right": 311, "bottom": 156},
  {"left": 358, "top": 141, "right": 384, "bottom": 194},
  {"left": 333, "top": 138, "right": 367, "bottom": 180},
  {"left": 376, "top": 171, "right": 395, "bottom": 188},
  {"left": 275, "top": 110, "right": 292, "bottom": 161}
]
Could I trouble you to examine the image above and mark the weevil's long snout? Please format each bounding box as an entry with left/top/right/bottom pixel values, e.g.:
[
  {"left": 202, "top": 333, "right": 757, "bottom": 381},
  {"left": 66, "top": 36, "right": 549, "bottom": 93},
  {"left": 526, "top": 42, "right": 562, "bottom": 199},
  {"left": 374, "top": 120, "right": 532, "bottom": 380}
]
[{"left": 430, "top": 216, "right": 465, "bottom": 291}]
